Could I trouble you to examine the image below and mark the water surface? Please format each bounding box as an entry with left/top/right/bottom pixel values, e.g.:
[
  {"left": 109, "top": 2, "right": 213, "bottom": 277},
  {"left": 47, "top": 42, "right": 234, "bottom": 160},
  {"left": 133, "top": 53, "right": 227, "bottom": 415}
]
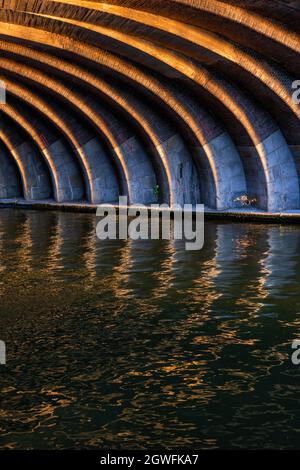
[{"left": 0, "top": 209, "right": 299, "bottom": 449}]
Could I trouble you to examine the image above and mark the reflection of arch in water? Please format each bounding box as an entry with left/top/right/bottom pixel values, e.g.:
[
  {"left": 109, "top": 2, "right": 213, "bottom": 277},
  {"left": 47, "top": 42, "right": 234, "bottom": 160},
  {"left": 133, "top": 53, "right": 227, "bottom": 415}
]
[
  {"left": 200, "top": 223, "right": 270, "bottom": 316},
  {"left": 261, "top": 227, "right": 300, "bottom": 295}
]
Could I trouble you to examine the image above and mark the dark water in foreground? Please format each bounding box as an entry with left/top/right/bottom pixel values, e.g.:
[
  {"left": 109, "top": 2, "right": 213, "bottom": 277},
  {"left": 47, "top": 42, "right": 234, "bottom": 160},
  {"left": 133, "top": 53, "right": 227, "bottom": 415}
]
[{"left": 0, "top": 208, "right": 299, "bottom": 450}]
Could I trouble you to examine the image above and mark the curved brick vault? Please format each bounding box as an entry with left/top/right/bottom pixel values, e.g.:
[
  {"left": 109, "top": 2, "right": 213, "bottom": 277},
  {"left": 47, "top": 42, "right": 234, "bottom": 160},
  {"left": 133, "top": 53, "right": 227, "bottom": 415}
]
[{"left": 0, "top": 0, "right": 299, "bottom": 211}]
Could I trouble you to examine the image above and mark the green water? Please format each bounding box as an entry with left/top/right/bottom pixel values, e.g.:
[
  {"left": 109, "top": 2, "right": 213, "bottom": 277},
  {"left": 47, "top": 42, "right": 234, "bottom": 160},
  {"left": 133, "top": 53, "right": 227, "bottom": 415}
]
[{"left": 0, "top": 208, "right": 299, "bottom": 449}]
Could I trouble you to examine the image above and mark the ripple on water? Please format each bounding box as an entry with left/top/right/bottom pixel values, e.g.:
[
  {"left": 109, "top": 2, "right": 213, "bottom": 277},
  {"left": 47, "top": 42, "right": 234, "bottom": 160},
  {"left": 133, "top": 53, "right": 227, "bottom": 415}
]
[{"left": 0, "top": 210, "right": 299, "bottom": 449}]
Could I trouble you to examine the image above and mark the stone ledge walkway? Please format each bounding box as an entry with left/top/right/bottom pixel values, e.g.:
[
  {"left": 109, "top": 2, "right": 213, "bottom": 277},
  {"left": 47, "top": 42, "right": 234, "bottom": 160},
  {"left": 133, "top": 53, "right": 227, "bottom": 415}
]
[{"left": 1, "top": 198, "right": 300, "bottom": 223}]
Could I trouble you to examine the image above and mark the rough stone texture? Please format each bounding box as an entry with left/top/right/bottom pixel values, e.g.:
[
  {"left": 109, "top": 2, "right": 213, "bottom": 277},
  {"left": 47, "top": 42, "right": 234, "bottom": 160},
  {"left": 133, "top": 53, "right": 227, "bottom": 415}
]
[
  {"left": 81, "top": 138, "right": 119, "bottom": 203},
  {"left": 15, "top": 141, "right": 52, "bottom": 200},
  {"left": 118, "top": 136, "right": 158, "bottom": 205},
  {"left": 238, "top": 146, "right": 268, "bottom": 209},
  {"left": 202, "top": 132, "right": 247, "bottom": 210},
  {"left": 0, "top": 144, "right": 21, "bottom": 197},
  {"left": 291, "top": 146, "right": 300, "bottom": 182},
  {"left": 46, "top": 139, "right": 84, "bottom": 202},
  {"left": 256, "top": 130, "right": 299, "bottom": 211},
  {"left": 160, "top": 134, "right": 201, "bottom": 206}
]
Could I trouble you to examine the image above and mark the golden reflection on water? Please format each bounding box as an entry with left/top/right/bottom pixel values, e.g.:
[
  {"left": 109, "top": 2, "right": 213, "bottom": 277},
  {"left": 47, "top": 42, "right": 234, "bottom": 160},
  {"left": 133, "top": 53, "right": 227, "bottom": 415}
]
[
  {"left": 0, "top": 209, "right": 300, "bottom": 449},
  {"left": 111, "top": 239, "right": 135, "bottom": 300},
  {"left": 153, "top": 239, "right": 177, "bottom": 299},
  {"left": 14, "top": 217, "right": 33, "bottom": 271},
  {"left": 45, "top": 212, "right": 64, "bottom": 274},
  {"left": 82, "top": 217, "right": 97, "bottom": 281}
]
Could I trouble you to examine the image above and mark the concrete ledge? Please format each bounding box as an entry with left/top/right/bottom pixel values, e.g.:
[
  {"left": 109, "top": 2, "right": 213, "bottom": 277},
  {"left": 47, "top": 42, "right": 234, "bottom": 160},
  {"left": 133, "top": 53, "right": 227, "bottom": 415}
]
[{"left": 1, "top": 198, "right": 300, "bottom": 224}]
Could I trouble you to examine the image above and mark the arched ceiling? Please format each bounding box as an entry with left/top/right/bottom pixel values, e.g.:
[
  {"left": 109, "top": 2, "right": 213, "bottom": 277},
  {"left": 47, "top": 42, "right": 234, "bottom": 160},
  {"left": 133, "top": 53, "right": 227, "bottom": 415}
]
[{"left": 0, "top": 0, "right": 299, "bottom": 211}]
